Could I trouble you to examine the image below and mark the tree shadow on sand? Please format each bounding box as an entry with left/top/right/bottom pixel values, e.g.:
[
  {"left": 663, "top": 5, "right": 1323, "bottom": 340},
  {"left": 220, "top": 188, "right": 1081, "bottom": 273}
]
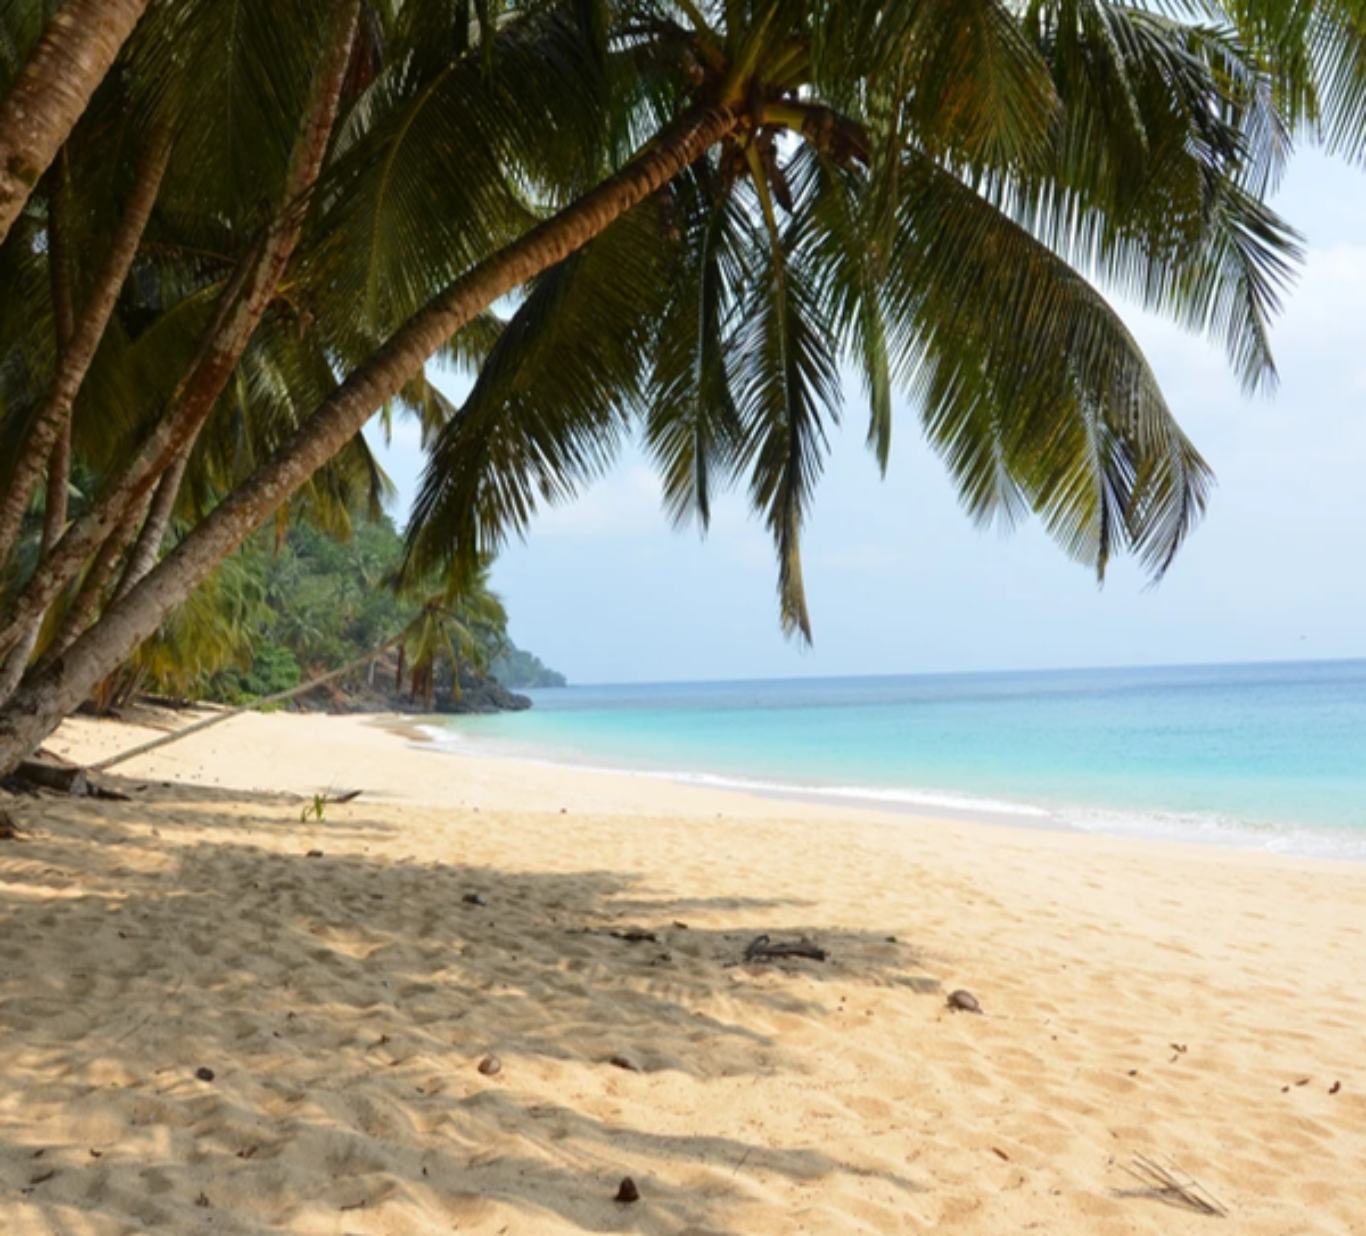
[{"left": 0, "top": 783, "right": 940, "bottom": 1234}]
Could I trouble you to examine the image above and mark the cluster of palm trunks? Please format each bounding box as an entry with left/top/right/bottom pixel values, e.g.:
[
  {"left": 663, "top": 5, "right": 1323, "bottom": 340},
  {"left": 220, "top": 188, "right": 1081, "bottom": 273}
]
[{"left": 0, "top": 0, "right": 1357, "bottom": 777}]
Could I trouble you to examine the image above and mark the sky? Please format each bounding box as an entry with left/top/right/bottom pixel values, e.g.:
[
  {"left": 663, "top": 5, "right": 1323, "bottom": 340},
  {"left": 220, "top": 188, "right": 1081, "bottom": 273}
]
[{"left": 366, "top": 152, "right": 1366, "bottom": 685}]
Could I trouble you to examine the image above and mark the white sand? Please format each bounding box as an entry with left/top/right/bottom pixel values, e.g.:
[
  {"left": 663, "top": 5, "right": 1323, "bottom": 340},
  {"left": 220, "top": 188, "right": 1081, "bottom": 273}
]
[{"left": 1, "top": 707, "right": 1363, "bottom": 1234}]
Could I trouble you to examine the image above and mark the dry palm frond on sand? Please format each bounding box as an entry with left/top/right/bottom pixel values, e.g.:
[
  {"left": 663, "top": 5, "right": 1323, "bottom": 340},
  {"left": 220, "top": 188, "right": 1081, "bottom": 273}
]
[{"left": 1123, "top": 1154, "right": 1228, "bottom": 1216}]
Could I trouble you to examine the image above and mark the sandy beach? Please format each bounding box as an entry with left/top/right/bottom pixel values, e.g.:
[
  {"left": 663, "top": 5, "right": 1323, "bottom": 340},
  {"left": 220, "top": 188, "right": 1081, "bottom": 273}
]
[{"left": 1, "top": 707, "right": 1362, "bottom": 1234}]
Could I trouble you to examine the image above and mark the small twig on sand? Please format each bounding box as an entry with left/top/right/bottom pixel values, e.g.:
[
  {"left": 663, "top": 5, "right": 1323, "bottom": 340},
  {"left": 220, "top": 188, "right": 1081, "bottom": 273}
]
[
  {"left": 744, "top": 933, "right": 828, "bottom": 962},
  {"left": 1123, "top": 1154, "right": 1227, "bottom": 1217}
]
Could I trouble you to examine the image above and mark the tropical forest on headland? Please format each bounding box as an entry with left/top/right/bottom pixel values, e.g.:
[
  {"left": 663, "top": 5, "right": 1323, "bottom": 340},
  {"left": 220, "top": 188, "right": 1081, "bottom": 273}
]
[
  {"left": 3, "top": 0, "right": 1366, "bottom": 777},
  {"left": 106, "top": 513, "right": 565, "bottom": 716}
]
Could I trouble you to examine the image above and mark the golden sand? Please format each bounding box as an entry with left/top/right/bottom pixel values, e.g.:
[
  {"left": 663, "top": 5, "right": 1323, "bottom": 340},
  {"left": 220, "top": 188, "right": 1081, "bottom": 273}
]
[{"left": 1, "top": 707, "right": 1362, "bottom": 1234}]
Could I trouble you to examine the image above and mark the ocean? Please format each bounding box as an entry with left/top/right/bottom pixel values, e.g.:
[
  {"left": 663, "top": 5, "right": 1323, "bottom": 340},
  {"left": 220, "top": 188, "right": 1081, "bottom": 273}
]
[{"left": 424, "top": 659, "right": 1366, "bottom": 861}]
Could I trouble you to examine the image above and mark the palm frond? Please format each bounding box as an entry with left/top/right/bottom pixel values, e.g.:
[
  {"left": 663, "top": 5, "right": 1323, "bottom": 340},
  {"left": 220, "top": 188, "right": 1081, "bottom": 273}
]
[
  {"left": 133, "top": 0, "right": 337, "bottom": 234},
  {"left": 403, "top": 196, "right": 675, "bottom": 587},
  {"left": 732, "top": 174, "right": 842, "bottom": 641},
  {"left": 306, "top": 0, "right": 621, "bottom": 347},
  {"left": 899, "top": 0, "right": 1061, "bottom": 168},
  {"left": 644, "top": 161, "right": 748, "bottom": 529},
  {"left": 888, "top": 147, "right": 1213, "bottom": 580},
  {"left": 1003, "top": 1, "right": 1304, "bottom": 391},
  {"left": 804, "top": 145, "right": 894, "bottom": 470}
]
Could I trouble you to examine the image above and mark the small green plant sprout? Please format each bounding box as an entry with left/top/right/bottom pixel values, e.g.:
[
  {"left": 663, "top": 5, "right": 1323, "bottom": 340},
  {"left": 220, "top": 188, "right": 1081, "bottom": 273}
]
[{"left": 298, "top": 784, "right": 362, "bottom": 823}]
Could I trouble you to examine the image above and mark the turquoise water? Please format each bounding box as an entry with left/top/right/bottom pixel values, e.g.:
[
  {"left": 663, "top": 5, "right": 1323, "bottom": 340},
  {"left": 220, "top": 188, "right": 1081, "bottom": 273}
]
[{"left": 426, "top": 660, "right": 1366, "bottom": 860}]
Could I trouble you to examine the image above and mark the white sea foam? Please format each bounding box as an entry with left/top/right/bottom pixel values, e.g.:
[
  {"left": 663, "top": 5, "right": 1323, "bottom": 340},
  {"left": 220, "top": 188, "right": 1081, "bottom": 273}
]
[
  {"left": 415, "top": 727, "right": 1053, "bottom": 818},
  {"left": 414, "top": 723, "right": 1366, "bottom": 862},
  {"left": 1059, "top": 805, "right": 1366, "bottom": 862},
  {"left": 665, "top": 771, "right": 1051, "bottom": 817},
  {"left": 415, "top": 723, "right": 458, "bottom": 745}
]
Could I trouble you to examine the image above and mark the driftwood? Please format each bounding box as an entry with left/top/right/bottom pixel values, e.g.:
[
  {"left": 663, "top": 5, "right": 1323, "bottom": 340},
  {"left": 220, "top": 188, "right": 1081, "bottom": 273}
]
[
  {"left": 1, "top": 773, "right": 43, "bottom": 797},
  {"left": 138, "top": 694, "right": 203, "bottom": 711},
  {"left": 1122, "top": 1154, "right": 1228, "bottom": 1217},
  {"left": 744, "top": 933, "right": 828, "bottom": 962},
  {"left": 16, "top": 759, "right": 88, "bottom": 796}
]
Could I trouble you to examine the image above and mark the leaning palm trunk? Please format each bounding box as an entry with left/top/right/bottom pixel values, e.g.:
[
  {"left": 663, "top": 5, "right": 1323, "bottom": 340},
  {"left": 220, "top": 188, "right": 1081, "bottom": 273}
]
[
  {"left": 0, "top": 6, "right": 358, "bottom": 665},
  {"left": 8, "top": 497, "right": 137, "bottom": 702},
  {"left": 0, "top": 0, "right": 151, "bottom": 245},
  {"left": 32, "top": 452, "right": 187, "bottom": 684},
  {"left": 0, "top": 104, "right": 738, "bottom": 775},
  {"left": 0, "top": 126, "right": 173, "bottom": 575},
  {"left": 17, "top": 450, "right": 178, "bottom": 693},
  {"left": 38, "top": 498, "right": 150, "bottom": 673},
  {"left": 110, "top": 453, "right": 188, "bottom": 606}
]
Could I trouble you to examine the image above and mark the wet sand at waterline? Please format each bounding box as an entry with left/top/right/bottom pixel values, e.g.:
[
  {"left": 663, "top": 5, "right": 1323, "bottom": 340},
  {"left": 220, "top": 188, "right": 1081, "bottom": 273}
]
[{"left": 1, "top": 708, "right": 1362, "bottom": 1234}]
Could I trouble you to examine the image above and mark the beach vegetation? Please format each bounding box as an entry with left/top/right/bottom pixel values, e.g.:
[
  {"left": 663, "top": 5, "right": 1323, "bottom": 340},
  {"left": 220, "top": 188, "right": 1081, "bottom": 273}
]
[
  {"left": 93, "top": 511, "right": 534, "bottom": 711},
  {"left": 2, "top": 0, "right": 1366, "bottom": 774},
  {"left": 491, "top": 646, "right": 568, "bottom": 690}
]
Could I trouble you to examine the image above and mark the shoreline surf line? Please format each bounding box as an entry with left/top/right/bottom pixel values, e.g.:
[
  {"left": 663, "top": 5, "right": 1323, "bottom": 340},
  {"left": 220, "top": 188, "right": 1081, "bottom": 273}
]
[{"left": 386, "top": 716, "right": 1366, "bottom": 863}]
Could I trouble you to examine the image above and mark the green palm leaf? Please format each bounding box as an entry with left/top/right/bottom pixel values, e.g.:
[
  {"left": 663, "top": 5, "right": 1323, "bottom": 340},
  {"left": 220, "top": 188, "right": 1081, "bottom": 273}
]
[
  {"left": 403, "top": 197, "right": 675, "bottom": 586},
  {"left": 1005, "top": 1, "right": 1304, "bottom": 391},
  {"left": 804, "top": 145, "right": 894, "bottom": 470},
  {"left": 135, "top": 0, "right": 336, "bottom": 233},
  {"left": 732, "top": 169, "right": 842, "bottom": 640},
  {"left": 644, "top": 162, "right": 747, "bottom": 529},
  {"left": 888, "top": 147, "right": 1212, "bottom": 580},
  {"left": 306, "top": 0, "right": 617, "bottom": 348}
]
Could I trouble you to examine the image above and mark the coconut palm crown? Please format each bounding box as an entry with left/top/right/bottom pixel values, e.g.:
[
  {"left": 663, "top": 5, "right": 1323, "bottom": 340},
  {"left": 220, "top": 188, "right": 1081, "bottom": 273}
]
[{"left": 398, "top": 0, "right": 1326, "bottom": 638}]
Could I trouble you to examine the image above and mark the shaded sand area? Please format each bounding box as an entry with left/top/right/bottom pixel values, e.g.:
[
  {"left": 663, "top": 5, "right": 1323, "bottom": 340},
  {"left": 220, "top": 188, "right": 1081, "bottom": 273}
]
[{"left": 2, "top": 708, "right": 1364, "bottom": 1234}]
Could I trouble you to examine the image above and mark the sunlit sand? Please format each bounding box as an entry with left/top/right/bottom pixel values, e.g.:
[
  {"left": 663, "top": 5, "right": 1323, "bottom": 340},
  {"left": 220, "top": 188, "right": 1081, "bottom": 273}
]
[{"left": 1, "top": 708, "right": 1362, "bottom": 1234}]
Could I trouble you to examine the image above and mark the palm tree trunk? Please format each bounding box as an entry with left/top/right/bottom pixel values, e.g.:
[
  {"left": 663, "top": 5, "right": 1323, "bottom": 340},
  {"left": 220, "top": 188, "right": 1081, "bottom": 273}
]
[
  {"left": 0, "top": 125, "right": 173, "bottom": 574},
  {"left": 0, "top": 0, "right": 151, "bottom": 245},
  {"left": 110, "top": 452, "right": 187, "bottom": 605},
  {"left": 40, "top": 496, "right": 150, "bottom": 672},
  {"left": 43, "top": 149, "right": 76, "bottom": 554},
  {"left": 0, "top": 159, "right": 80, "bottom": 702},
  {"left": 0, "top": 6, "right": 358, "bottom": 661},
  {"left": 0, "top": 104, "right": 737, "bottom": 776}
]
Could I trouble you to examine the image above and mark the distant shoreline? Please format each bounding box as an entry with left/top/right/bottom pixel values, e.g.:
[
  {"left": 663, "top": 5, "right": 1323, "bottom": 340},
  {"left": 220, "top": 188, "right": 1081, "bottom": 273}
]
[{"left": 405, "top": 703, "right": 1366, "bottom": 863}]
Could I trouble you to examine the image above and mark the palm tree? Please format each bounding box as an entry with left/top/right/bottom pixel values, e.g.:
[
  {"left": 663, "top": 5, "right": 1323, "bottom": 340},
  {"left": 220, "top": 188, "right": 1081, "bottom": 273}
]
[
  {"left": 0, "top": 0, "right": 361, "bottom": 654},
  {"left": 0, "top": 0, "right": 622, "bottom": 717},
  {"left": 1, "top": 0, "right": 1365, "bottom": 777},
  {"left": 398, "top": 0, "right": 1316, "bottom": 635},
  {"left": 90, "top": 543, "right": 268, "bottom": 713},
  {"left": 396, "top": 565, "right": 509, "bottom": 706},
  {"left": 0, "top": 0, "right": 153, "bottom": 244},
  {"left": 0, "top": 3, "right": 388, "bottom": 708}
]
